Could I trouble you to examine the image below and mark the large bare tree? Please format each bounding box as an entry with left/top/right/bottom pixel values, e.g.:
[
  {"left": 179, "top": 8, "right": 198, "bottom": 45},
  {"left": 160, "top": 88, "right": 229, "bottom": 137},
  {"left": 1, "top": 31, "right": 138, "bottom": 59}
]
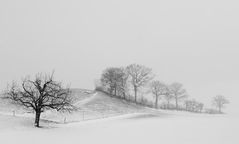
[
  {"left": 212, "top": 95, "right": 229, "bottom": 113},
  {"left": 170, "top": 82, "right": 187, "bottom": 110},
  {"left": 4, "top": 73, "right": 74, "bottom": 127},
  {"left": 126, "top": 64, "right": 154, "bottom": 103},
  {"left": 150, "top": 80, "right": 167, "bottom": 109}
]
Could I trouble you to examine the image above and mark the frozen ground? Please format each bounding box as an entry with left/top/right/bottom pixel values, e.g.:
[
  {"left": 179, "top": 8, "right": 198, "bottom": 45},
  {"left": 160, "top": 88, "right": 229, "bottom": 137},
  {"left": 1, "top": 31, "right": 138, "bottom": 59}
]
[{"left": 0, "top": 112, "right": 238, "bottom": 144}]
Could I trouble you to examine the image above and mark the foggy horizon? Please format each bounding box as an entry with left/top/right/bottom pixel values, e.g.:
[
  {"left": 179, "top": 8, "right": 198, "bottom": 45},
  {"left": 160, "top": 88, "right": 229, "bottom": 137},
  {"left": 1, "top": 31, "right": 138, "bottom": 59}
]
[{"left": 0, "top": 0, "right": 238, "bottom": 114}]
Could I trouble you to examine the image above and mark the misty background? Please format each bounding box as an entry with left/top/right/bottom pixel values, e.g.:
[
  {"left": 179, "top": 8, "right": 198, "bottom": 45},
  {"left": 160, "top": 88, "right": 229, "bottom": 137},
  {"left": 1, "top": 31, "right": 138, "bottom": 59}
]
[{"left": 0, "top": 0, "right": 238, "bottom": 114}]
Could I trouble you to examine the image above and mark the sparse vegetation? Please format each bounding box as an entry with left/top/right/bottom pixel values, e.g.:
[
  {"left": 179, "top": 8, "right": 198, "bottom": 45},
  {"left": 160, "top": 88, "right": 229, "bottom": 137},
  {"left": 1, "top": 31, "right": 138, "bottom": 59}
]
[
  {"left": 97, "top": 64, "right": 222, "bottom": 114},
  {"left": 184, "top": 99, "right": 204, "bottom": 113},
  {"left": 0, "top": 64, "right": 230, "bottom": 128},
  {"left": 169, "top": 82, "right": 188, "bottom": 110},
  {"left": 212, "top": 95, "right": 229, "bottom": 113},
  {"left": 150, "top": 80, "right": 167, "bottom": 109},
  {"left": 3, "top": 72, "right": 75, "bottom": 127},
  {"left": 96, "top": 63, "right": 231, "bottom": 114},
  {"left": 126, "top": 64, "right": 154, "bottom": 103}
]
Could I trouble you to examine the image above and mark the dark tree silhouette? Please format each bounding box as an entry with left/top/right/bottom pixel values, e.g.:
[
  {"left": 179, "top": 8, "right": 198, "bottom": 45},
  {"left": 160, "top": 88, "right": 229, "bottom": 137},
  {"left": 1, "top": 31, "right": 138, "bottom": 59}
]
[
  {"left": 212, "top": 95, "right": 229, "bottom": 113},
  {"left": 4, "top": 73, "right": 74, "bottom": 127}
]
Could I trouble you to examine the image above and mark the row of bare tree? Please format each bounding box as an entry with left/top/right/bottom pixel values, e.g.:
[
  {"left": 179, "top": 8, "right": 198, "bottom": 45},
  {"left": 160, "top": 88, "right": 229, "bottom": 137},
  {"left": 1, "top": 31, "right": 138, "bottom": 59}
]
[
  {"left": 0, "top": 67, "right": 230, "bottom": 128},
  {"left": 97, "top": 64, "right": 229, "bottom": 113},
  {"left": 97, "top": 64, "right": 154, "bottom": 103}
]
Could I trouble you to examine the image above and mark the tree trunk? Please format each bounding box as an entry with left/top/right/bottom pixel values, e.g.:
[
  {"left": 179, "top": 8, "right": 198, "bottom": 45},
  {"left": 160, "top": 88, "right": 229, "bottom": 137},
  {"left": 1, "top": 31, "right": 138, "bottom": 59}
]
[
  {"left": 134, "top": 86, "right": 137, "bottom": 103},
  {"left": 175, "top": 97, "right": 178, "bottom": 110},
  {"left": 219, "top": 106, "right": 222, "bottom": 113},
  {"left": 167, "top": 100, "right": 170, "bottom": 109},
  {"left": 123, "top": 91, "right": 126, "bottom": 100},
  {"left": 109, "top": 87, "right": 114, "bottom": 96},
  {"left": 114, "top": 86, "right": 117, "bottom": 96},
  {"left": 155, "top": 96, "right": 158, "bottom": 109},
  {"left": 34, "top": 110, "right": 41, "bottom": 127}
]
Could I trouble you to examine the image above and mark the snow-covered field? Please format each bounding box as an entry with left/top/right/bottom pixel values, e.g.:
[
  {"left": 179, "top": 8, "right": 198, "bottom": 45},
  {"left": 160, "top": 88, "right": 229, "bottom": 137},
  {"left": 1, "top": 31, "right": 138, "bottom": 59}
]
[
  {"left": 0, "top": 90, "right": 238, "bottom": 144},
  {"left": 0, "top": 112, "right": 238, "bottom": 144}
]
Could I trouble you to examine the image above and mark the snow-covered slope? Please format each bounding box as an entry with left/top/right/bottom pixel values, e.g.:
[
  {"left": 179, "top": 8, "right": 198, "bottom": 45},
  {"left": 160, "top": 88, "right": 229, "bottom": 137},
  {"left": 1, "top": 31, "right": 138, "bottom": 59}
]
[
  {"left": 0, "top": 89, "right": 238, "bottom": 144},
  {"left": 77, "top": 91, "right": 146, "bottom": 113},
  {"left": 0, "top": 89, "right": 151, "bottom": 123},
  {"left": 41, "top": 91, "right": 150, "bottom": 123}
]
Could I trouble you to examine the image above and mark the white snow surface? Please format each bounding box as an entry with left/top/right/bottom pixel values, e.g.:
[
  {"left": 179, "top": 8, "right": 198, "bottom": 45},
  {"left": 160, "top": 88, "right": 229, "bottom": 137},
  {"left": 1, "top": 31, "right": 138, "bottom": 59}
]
[
  {"left": 0, "top": 111, "right": 238, "bottom": 144},
  {"left": 0, "top": 90, "right": 238, "bottom": 144}
]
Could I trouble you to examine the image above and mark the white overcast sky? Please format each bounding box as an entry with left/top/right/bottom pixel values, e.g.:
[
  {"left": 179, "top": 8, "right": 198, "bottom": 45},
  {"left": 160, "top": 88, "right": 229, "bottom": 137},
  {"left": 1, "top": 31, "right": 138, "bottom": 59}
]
[{"left": 0, "top": 0, "right": 238, "bottom": 113}]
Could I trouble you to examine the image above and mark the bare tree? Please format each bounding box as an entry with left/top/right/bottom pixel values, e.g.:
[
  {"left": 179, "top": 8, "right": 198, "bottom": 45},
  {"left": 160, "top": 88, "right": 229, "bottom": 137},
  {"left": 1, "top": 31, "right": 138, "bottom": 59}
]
[
  {"left": 100, "top": 67, "right": 118, "bottom": 96},
  {"left": 100, "top": 67, "right": 126, "bottom": 96},
  {"left": 185, "top": 99, "right": 204, "bottom": 113},
  {"left": 116, "top": 68, "right": 129, "bottom": 99},
  {"left": 4, "top": 73, "right": 74, "bottom": 127},
  {"left": 150, "top": 80, "right": 167, "bottom": 109},
  {"left": 164, "top": 86, "right": 173, "bottom": 109},
  {"left": 170, "top": 82, "right": 187, "bottom": 110},
  {"left": 212, "top": 95, "right": 229, "bottom": 113},
  {"left": 126, "top": 64, "right": 154, "bottom": 103}
]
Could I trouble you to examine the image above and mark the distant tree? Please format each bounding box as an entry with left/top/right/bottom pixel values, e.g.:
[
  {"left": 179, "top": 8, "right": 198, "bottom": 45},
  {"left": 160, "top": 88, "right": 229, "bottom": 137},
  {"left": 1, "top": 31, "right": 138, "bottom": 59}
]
[
  {"left": 126, "top": 64, "right": 154, "bottom": 103},
  {"left": 198, "top": 103, "right": 204, "bottom": 113},
  {"left": 212, "top": 95, "right": 229, "bottom": 113},
  {"left": 116, "top": 68, "right": 129, "bottom": 99},
  {"left": 139, "top": 97, "right": 154, "bottom": 108},
  {"left": 100, "top": 67, "right": 124, "bottom": 96},
  {"left": 185, "top": 99, "right": 204, "bottom": 113},
  {"left": 4, "top": 73, "right": 74, "bottom": 127},
  {"left": 94, "top": 79, "right": 104, "bottom": 92},
  {"left": 164, "top": 86, "right": 173, "bottom": 109},
  {"left": 204, "top": 108, "right": 219, "bottom": 114},
  {"left": 150, "top": 80, "right": 167, "bottom": 109},
  {"left": 169, "top": 82, "right": 187, "bottom": 110}
]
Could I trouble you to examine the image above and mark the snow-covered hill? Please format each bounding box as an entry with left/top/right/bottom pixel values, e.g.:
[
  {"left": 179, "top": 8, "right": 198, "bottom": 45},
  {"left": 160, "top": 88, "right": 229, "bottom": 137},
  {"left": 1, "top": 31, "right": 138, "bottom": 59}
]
[
  {"left": 0, "top": 89, "right": 152, "bottom": 123},
  {"left": 0, "top": 89, "right": 238, "bottom": 144},
  {"left": 41, "top": 91, "right": 151, "bottom": 123}
]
